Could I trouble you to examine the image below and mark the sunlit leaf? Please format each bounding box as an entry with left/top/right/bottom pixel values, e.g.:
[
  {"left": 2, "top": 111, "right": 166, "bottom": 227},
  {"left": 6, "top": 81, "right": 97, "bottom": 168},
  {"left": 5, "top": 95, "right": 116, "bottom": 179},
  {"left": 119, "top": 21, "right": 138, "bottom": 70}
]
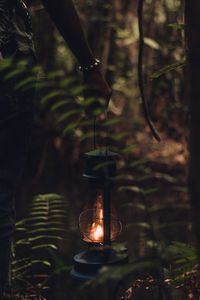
[
  {"left": 28, "top": 235, "right": 63, "bottom": 242},
  {"left": 32, "top": 244, "right": 58, "bottom": 250},
  {"left": 31, "top": 259, "right": 51, "bottom": 267}
]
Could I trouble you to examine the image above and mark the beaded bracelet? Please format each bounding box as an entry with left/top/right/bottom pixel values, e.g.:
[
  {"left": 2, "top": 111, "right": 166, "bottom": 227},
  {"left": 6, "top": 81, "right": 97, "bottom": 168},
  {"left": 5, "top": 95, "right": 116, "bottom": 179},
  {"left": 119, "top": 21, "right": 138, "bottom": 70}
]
[{"left": 79, "top": 58, "right": 101, "bottom": 73}]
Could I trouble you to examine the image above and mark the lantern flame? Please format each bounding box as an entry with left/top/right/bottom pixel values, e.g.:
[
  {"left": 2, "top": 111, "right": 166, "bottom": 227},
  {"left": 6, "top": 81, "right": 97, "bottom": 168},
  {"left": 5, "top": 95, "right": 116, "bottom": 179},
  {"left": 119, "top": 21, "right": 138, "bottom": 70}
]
[
  {"left": 94, "top": 224, "right": 103, "bottom": 240},
  {"left": 91, "top": 205, "right": 104, "bottom": 241},
  {"left": 81, "top": 193, "right": 120, "bottom": 243}
]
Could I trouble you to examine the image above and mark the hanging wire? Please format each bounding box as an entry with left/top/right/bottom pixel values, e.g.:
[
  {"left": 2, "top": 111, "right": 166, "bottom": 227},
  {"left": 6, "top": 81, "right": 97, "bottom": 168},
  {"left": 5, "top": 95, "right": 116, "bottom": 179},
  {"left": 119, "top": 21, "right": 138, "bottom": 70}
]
[
  {"left": 138, "top": 0, "right": 161, "bottom": 142},
  {"left": 92, "top": 107, "right": 108, "bottom": 148},
  {"left": 93, "top": 116, "right": 97, "bottom": 150},
  {"left": 93, "top": 108, "right": 110, "bottom": 158}
]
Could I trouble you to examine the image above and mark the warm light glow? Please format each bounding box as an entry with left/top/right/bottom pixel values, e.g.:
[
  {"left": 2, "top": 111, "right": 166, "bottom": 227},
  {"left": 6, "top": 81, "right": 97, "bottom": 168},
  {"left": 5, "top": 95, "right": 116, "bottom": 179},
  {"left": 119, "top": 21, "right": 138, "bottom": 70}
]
[
  {"left": 91, "top": 203, "right": 104, "bottom": 241},
  {"left": 80, "top": 192, "right": 121, "bottom": 243},
  {"left": 94, "top": 224, "right": 103, "bottom": 240}
]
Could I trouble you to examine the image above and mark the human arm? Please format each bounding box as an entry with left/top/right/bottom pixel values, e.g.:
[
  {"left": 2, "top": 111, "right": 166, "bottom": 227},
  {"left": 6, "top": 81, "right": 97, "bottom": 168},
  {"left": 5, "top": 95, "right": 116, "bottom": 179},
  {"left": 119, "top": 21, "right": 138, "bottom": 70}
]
[{"left": 41, "top": 0, "right": 111, "bottom": 103}]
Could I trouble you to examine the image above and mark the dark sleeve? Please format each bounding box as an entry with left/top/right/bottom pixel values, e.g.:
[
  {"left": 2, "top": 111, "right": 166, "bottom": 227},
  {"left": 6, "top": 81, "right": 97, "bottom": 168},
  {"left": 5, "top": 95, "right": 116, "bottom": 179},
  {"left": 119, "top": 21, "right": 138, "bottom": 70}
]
[{"left": 0, "top": 1, "right": 14, "bottom": 50}]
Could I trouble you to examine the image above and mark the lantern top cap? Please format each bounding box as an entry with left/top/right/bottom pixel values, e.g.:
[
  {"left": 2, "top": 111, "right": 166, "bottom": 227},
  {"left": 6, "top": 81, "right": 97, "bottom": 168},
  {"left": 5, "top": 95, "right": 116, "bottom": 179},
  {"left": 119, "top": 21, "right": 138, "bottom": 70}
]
[{"left": 84, "top": 149, "right": 118, "bottom": 159}]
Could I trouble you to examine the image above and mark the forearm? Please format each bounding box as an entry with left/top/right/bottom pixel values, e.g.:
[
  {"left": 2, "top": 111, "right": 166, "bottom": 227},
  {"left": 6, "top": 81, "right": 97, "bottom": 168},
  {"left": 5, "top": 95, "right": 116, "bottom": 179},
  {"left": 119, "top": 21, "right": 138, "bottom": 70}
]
[{"left": 41, "top": 0, "right": 95, "bottom": 66}]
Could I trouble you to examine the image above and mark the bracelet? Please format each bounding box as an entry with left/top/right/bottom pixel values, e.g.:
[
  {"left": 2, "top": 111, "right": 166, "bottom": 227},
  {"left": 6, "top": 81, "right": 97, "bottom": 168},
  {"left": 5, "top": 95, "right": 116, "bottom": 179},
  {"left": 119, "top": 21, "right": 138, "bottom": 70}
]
[{"left": 79, "top": 58, "right": 100, "bottom": 73}]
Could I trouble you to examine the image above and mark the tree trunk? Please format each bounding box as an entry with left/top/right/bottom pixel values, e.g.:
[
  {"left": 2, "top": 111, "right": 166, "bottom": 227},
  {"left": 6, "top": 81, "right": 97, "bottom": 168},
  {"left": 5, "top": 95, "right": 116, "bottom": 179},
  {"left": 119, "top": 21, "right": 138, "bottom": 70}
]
[{"left": 187, "top": 0, "right": 200, "bottom": 259}]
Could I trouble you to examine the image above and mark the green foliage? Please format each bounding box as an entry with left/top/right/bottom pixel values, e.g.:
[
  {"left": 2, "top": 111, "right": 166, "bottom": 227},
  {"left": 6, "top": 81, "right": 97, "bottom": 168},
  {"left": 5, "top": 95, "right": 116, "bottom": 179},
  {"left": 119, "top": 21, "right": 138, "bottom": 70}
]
[
  {"left": 152, "top": 60, "right": 186, "bottom": 79},
  {"left": 0, "top": 0, "right": 193, "bottom": 298},
  {"left": 163, "top": 242, "right": 197, "bottom": 280},
  {"left": 5, "top": 194, "right": 69, "bottom": 299},
  {"left": 168, "top": 24, "right": 186, "bottom": 30},
  {"left": 1, "top": 56, "right": 192, "bottom": 299}
]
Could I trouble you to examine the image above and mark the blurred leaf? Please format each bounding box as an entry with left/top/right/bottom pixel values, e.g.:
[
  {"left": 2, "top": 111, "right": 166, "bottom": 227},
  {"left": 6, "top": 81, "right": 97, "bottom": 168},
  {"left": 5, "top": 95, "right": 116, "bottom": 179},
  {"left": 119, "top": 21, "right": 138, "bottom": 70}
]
[
  {"left": 28, "top": 228, "right": 64, "bottom": 234},
  {"left": 48, "top": 249, "right": 72, "bottom": 275},
  {"left": 154, "top": 172, "right": 176, "bottom": 183},
  {"left": 62, "top": 119, "right": 92, "bottom": 136},
  {"left": 50, "top": 99, "right": 73, "bottom": 111},
  {"left": 81, "top": 96, "right": 96, "bottom": 106},
  {"left": 164, "top": 242, "right": 197, "bottom": 279},
  {"left": 94, "top": 160, "right": 115, "bottom": 170},
  {"left": 56, "top": 109, "right": 82, "bottom": 123},
  {"left": 121, "top": 144, "right": 141, "bottom": 153},
  {"left": 15, "top": 76, "right": 36, "bottom": 89},
  {"left": 170, "top": 186, "right": 188, "bottom": 193},
  {"left": 103, "top": 117, "right": 122, "bottom": 126},
  {"left": 41, "top": 90, "right": 65, "bottom": 104},
  {"left": 112, "top": 131, "right": 130, "bottom": 141},
  {"left": 144, "top": 37, "right": 160, "bottom": 50},
  {"left": 62, "top": 122, "right": 79, "bottom": 136},
  {"left": 120, "top": 202, "right": 146, "bottom": 210},
  {"left": 118, "top": 185, "right": 143, "bottom": 194},
  {"left": 168, "top": 23, "right": 186, "bottom": 30},
  {"left": 4, "top": 68, "right": 25, "bottom": 80},
  {"left": 154, "top": 221, "right": 191, "bottom": 231},
  {"left": 78, "top": 131, "right": 95, "bottom": 142},
  {"left": 59, "top": 76, "right": 77, "bottom": 87},
  {"left": 129, "top": 159, "right": 148, "bottom": 168},
  {"left": 70, "top": 85, "right": 86, "bottom": 96},
  {"left": 127, "top": 222, "right": 151, "bottom": 229},
  {"left": 150, "top": 203, "right": 190, "bottom": 213},
  {"left": 143, "top": 187, "right": 160, "bottom": 195},
  {"left": 152, "top": 60, "right": 186, "bottom": 79},
  {"left": 82, "top": 259, "right": 161, "bottom": 292},
  {"left": 0, "top": 57, "right": 13, "bottom": 70},
  {"left": 93, "top": 107, "right": 105, "bottom": 116}
]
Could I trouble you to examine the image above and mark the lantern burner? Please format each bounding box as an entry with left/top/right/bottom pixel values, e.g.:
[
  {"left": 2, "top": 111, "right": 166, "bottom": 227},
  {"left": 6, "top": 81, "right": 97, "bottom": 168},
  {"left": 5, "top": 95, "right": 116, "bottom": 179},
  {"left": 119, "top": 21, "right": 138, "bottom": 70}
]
[{"left": 71, "top": 247, "right": 128, "bottom": 281}]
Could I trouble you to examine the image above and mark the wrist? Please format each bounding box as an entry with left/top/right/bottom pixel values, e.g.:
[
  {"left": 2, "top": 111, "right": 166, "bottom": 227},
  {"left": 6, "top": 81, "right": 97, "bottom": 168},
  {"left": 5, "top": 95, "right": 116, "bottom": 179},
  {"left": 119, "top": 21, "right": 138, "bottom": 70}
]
[{"left": 79, "top": 58, "right": 101, "bottom": 73}]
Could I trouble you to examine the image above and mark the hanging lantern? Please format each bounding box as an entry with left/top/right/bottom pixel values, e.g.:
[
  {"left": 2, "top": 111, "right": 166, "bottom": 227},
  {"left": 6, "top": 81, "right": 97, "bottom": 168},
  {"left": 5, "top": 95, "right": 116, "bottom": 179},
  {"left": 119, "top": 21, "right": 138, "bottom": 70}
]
[{"left": 71, "top": 150, "right": 128, "bottom": 280}]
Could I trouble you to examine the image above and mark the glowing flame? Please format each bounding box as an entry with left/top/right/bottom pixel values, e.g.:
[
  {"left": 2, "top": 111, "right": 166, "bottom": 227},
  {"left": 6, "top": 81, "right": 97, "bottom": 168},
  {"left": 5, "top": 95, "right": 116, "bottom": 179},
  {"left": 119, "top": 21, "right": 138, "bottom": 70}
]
[
  {"left": 94, "top": 224, "right": 103, "bottom": 240},
  {"left": 91, "top": 206, "right": 104, "bottom": 241},
  {"left": 81, "top": 193, "right": 120, "bottom": 243}
]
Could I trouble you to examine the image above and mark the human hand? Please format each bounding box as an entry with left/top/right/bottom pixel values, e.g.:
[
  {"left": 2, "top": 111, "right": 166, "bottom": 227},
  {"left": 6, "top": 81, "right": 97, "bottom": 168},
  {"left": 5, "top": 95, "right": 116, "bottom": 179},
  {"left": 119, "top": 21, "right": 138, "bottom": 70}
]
[{"left": 83, "top": 69, "right": 112, "bottom": 116}]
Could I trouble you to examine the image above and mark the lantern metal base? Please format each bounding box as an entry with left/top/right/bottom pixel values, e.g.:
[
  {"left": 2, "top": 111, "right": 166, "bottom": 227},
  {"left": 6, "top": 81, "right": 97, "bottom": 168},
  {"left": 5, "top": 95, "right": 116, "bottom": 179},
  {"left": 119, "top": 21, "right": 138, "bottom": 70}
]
[{"left": 71, "top": 247, "right": 128, "bottom": 281}]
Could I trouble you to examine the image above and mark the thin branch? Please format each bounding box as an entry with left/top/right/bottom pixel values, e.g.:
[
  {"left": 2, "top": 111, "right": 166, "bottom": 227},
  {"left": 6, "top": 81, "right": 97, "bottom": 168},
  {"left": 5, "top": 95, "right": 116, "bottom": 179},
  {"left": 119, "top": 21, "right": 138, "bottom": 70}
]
[{"left": 137, "top": 0, "right": 161, "bottom": 142}]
